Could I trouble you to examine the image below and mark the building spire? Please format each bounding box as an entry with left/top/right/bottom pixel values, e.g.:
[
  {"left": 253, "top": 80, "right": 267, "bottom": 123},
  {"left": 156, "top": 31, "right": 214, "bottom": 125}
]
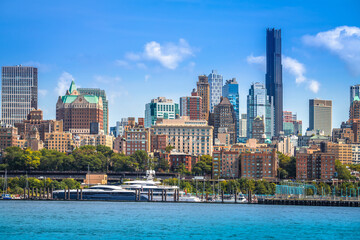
[{"left": 69, "top": 81, "right": 77, "bottom": 94}]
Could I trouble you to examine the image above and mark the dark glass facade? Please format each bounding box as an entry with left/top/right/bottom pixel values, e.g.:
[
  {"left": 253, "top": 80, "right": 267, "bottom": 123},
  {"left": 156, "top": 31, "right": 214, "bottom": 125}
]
[{"left": 266, "top": 28, "right": 283, "bottom": 137}]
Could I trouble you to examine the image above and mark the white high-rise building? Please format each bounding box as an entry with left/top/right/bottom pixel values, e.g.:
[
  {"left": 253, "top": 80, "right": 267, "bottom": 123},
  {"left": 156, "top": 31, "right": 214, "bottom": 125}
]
[
  {"left": 239, "top": 113, "right": 247, "bottom": 138},
  {"left": 208, "top": 70, "right": 223, "bottom": 113},
  {"left": 1, "top": 65, "right": 38, "bottom": 126}
]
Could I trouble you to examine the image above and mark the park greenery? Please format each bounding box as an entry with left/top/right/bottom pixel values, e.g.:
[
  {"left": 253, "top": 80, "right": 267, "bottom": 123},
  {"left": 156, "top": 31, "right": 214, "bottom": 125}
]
[
  {"left": 0, "top": 146, "right": 169, "bottom": 173},
  {"left": 0, "top": 176, "right": 80, "bottom": 194}
]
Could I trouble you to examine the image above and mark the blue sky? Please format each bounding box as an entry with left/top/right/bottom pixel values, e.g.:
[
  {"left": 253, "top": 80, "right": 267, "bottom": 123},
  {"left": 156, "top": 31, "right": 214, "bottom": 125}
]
[{"left": 1, "top": 0, "right": 359, "bottom": 132}]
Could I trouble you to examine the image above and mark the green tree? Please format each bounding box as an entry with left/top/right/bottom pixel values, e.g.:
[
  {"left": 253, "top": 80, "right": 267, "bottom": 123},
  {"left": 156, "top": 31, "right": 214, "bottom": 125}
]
[
  {"left": 111, "top": 154, "right": 138, "bottom": 172},
  {"left": 155, "top": 158, "right": 169, "bottom": 172},
  {"left": 3, "top": 146, "right": 24, "bottom": 170},
  {"left": 335, "top": 160, "right": 353, "bottom": 180},
  {"left": 131, "top": 150, "right": 149, "bottom": 170},
  {"left": 277, "top": 153, "right": 296, "bottom": 179},
  {"left": 21, "top": 149, "right": 41, "bottom": 170},
  {"left": 192, "top": 155, "right": 212, "bottom": 175},
  {"left": 165, "top": 145, "right": 175, "bottom": 153}
]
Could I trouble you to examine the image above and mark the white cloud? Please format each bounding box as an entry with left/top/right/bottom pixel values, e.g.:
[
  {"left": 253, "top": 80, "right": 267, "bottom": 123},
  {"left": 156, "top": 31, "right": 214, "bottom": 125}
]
[
  {"left": 143, "top": 39, "right": 193, "bottom": 69},
  {"left": 308, "top": 80, "right": 320, "bottom": 93},
  {"left": 247, "top": 54, "right": 319, "bottom": 93},
  {"left": 145, "top": 75, "right": 150, "bottom": 82},
  {"left": 115, "top": 60, "right": 129, "bottom": 67},
  {"left": 136, "top": 63, "right": 147, "bottom": 70},
  {"left": 118, "top": 39, "right": 194, "bottom": 70},
  {"left": 282, "top": 56, "right": 306, "bottom": 83},
  {"left": 246, "top": 54, "right": 265, "bottom": 71},
  {"left": 246, "top": 54, "right": 265, "bottom": 65},
  {"left": 125, "top": 52, "right": 141, "bottom": 61},
  {"left": 94, "top": 75, "right": 122, "bottom": 84},
  {"left": 303, "top": 26, "right": 360, "bottom": 76},
  {"left": 38, "top": 89, "right": 48, "bottom": 97},
  {"left": 55, "top": 72, "right": 74, "bottom": 95}
]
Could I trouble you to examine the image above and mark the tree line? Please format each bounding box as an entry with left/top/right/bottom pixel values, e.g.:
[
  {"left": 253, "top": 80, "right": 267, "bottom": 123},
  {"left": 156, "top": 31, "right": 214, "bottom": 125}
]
[{"left": 0, "top": 146, "right": 213, "bottom": 175}]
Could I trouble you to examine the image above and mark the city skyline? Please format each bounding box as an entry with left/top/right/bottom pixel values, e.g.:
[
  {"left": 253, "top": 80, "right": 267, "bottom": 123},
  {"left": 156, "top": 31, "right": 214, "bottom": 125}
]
[{"left": 0, "top": 1, "right": 359, "bottom": 132}]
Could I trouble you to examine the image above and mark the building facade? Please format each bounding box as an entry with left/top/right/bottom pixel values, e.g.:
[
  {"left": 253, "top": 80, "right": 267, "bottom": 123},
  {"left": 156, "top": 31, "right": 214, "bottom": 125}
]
[
  {"left": 247, "top": 82, "right": 273, "bottom": 139},
  {"left": 14, "top": 109, "right": 63, "bottom": 141},
  {"left": 240, "top": 150, "right": 278, "bottom": 180},
  {"left": 56, "top": 81, "right": 104, "bottom": 134},
  {"left": 239, "top": 113, "right": 247, "bottom": 140},
  {"left": 197, "top": 75, "right": 210, "bottom": 121},
  {"left": 223, "top": 78, "right": 239, "bottom": 140},
  {"left": 265, "top": 28, "right": 283, "bottom": 137},
  {"left": 179, "top": 89, "right": 202, "bottom": 120},
  {"left": 208, "top": 70, "right": 223, "bottom": 113},
  {"left": 73, "top": 134, "right": 114, "bottom": 149},
  {"left": 309, "top": 99, "right": 332, "bottom": 136},
  {"left": 44, "top": 132, "right": 74, "bottom": 153},
  {"left": 296, "top": 152, "right": 335, "bottom": 180},
  {"left": 283, "top": 111, "right": 302, "bottom": 136},
  {"left": 124, "top": 127, "right": 151, "bottom": 156},
  {"left": 326, "top": 142, "right": 352, "bottom": 165},
  {"left": 145, "top": 97, "right": 179, "bottom": 128},
  {"left": 350, "top": 84, "right": 360, "bottom": 107},
  {"left": 153, "top": 117, "right": 213, "bottom": 156},
  {"left": 252, "top": 116, "right": 265, "bottom": 141},
  {"left": 211, "top": 97, "right": 237, "bottom": 145},
  {"left": 168, "top": 152, "right": 198, "bottom": 172},
  {"left": 1, "top": 66, "right": 38, "bottom": 126},
  {"left": 78, "top": 88, "right": 109, "bottom": 135},
  {"left": 0, "top": 124, "right": 18, "bottom": 150}
]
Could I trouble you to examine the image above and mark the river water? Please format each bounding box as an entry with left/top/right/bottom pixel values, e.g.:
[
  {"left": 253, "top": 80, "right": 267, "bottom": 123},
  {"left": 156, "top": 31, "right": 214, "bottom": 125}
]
[{"left": 1, "top": 201, "right": 359, "bottom": 239}]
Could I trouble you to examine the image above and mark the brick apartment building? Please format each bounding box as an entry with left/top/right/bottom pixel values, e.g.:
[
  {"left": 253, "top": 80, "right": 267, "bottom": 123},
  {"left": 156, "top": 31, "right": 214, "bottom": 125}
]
[
  {"left": 296, "top": 152, "right": 335, "bottom": 180},
  {"left": 240, "top": 149, "right": 278, "bottom": 180}
]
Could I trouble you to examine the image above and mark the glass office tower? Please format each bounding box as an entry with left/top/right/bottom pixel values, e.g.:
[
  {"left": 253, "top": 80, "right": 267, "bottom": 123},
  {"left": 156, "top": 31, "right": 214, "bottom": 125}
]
[{"left": 1, "top": 65, "right": 38, "bottom": 126}]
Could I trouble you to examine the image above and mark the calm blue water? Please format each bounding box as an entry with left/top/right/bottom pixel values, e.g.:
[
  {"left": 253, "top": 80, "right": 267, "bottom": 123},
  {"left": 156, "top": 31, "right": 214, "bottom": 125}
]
[{"left": 1, "top": 201, "right": 360, "bottom": 240}]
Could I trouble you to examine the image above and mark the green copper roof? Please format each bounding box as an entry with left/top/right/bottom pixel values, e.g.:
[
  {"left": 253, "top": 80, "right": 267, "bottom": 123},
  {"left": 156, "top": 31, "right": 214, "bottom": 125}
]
[
  {"left": 61, "top": 95, "right": 77, "bottom": 103},
  {"left": 84, "top": 95, "right": 99, "bottom": 103},
  {"left": 61, "top": 95, "right": 100, "bottom": 104},
  {"left": 354, "top": 96, "right": 360, "bottom": 102},
  {"left": 69, "top": 81, "right": 77, "bottom": 94}
]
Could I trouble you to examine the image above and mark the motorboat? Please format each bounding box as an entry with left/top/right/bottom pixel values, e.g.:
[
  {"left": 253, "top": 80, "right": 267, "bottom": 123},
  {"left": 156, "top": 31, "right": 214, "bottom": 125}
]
[{"left": 52, "top": 185, "right": 148, "bottom": 201}]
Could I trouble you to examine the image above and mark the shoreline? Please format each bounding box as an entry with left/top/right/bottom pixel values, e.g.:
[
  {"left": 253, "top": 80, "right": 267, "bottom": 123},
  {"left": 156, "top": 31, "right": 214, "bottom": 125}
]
[{"left": 1, "top": 198, "right": 360, "bottom": 207}]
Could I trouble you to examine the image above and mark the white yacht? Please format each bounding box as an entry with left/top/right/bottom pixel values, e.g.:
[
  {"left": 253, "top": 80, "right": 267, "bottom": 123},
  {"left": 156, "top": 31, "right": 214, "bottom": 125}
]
[
  {"left": 122, "top": 170, "right": 202, "bottom": 202},
  {"left": 52, "top": 185, "right": 148, "bottom": 201}
]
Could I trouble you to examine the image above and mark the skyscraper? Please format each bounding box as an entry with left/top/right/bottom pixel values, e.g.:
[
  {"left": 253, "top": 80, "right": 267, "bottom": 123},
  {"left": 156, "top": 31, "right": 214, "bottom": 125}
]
[
  {"left": 1, "top": 65, "right": 38, "bottom": 126},
  {"left": 197, "top": 75, "right": 210, "bottom": 121},
  {"left": 78, "top": 88, "right": 109, "bottom": 134},
  {"left": 350, "top": 84, "right": 360, "bottom": 107},
  {"left": 266, "top": 28, "right": 283, "bottom": 136},
  {"left": 247, "top": 82, "right": 273, "bottom": 139},
  {"left": 179, "top": 89, "right": 202, "bottom": 120},
  {"left": 223, "top": 78, "right": 239, "bottom": 140},
  {"left": 309, "top": 99, "right": 332, "bottom": 136},
  {"left": 211, "top": 97, "right": 237, "bottom": 144},
  {"left": 239, "top": 113, "right": 247, "bottom": 140},
  {"left": 208, "top": 70, "right": 223, "bottom": 113},
  {"left": 144, "top": 97, "right": 179, "bottom": 128}
]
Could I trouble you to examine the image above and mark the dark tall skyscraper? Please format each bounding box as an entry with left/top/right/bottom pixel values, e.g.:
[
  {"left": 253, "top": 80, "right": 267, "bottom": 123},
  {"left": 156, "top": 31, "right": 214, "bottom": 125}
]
[{"left": 265, "top": 28, "right": 283, "bottom": 137}]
